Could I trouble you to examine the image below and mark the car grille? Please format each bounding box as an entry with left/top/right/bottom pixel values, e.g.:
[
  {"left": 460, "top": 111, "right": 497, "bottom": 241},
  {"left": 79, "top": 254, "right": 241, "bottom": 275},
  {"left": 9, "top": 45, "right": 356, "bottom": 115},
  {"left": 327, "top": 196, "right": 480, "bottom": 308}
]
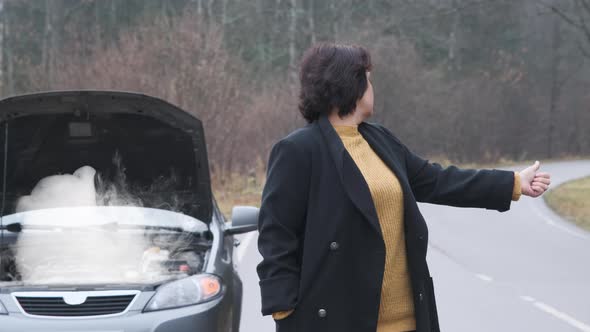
[{"left": 15, "top": 292, "right": 137, "bottom": 317}]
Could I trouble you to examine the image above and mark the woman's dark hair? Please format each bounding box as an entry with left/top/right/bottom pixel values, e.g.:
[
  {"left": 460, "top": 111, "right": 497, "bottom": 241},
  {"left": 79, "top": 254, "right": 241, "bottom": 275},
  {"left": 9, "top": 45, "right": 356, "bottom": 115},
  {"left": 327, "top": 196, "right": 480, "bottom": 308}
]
[{"left": 298, "top": 43, "right": 372, "bottom": 123}]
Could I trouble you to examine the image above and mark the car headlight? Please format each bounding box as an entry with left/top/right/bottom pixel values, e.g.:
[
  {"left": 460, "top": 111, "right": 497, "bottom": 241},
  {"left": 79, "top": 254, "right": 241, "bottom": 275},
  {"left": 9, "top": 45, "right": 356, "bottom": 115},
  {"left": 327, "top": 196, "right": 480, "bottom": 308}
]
[
  {"left": 0, "top": 300, "right": 7, "bottom": 315},
  {"left": 144, "top": 274, "right": 222, "bottom": 312}
]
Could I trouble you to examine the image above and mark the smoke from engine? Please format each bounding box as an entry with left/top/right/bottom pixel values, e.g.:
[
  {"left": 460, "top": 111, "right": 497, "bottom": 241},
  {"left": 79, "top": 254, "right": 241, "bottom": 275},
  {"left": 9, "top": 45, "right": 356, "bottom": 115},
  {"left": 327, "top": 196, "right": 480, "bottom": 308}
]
[{"left": 11, "top": 154, "right": 197, "bottom": 285}]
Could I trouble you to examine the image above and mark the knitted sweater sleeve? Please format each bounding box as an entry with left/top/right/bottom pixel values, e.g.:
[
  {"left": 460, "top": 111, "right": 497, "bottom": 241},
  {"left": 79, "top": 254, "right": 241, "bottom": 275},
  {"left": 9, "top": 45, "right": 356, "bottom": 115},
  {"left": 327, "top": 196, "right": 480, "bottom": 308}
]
[
  {"left": 512, "top": 171, "right": 522, "bottom": 201},
  {"left": 272, "top": 308, "right": 295, "bottom": 320}
]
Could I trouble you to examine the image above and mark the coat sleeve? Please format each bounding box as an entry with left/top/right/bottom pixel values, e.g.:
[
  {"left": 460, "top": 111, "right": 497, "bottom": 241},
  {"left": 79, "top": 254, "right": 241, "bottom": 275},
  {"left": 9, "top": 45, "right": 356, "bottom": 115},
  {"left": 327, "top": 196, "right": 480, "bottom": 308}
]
[
  {"left": 256, "top": 138, "right": 310, "bottom": 316},
  {"left": 376, "top": 124, "right": 515, "bottom": 212}
]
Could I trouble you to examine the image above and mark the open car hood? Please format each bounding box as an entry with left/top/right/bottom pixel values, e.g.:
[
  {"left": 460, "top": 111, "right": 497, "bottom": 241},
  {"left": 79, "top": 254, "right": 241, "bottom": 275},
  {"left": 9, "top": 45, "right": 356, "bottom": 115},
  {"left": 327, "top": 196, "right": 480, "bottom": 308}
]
[{"left": 0, "top": 91, "right": 212, "bottom": 223}]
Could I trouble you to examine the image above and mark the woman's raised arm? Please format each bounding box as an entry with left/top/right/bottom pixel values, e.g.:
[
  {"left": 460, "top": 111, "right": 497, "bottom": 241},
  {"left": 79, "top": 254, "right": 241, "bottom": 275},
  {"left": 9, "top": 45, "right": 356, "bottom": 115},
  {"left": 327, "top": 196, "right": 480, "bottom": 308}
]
[{"left": 376, "top": 123, "right": 517, "bottom": 212}]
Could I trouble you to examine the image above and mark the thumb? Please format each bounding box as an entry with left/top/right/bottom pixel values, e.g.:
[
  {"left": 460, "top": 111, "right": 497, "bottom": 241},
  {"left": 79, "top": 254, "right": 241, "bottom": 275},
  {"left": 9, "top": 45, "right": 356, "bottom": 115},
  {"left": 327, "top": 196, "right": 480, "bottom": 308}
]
[{"left": 531, "top": 160, "right": 540, "bottom": 171}]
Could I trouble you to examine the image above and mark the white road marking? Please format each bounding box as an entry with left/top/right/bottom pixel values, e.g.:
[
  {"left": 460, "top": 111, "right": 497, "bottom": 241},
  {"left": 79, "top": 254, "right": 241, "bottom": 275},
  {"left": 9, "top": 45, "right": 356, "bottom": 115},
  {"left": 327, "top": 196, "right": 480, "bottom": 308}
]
[
  {"left": 520, "top": 295, "right": 590, "bottom": 331},
  {"left": 534, "top": 302, "right": 590, "bottom": 332},
  {"left": 528, "top": 200, "right": 589, "bottom": 240},
  {"left": 236, "top": 232, "right": 257, "bottom": 263},
  {"left": 475, "top": 273, "right": 493, "bottom": 282}
]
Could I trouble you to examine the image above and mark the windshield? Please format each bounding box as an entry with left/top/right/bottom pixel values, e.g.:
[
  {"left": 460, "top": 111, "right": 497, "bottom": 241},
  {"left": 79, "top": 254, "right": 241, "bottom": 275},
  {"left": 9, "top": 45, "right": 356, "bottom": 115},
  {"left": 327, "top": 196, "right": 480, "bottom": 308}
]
[{"left": 0, "top": 112, "right": 210, "bottom": 286}]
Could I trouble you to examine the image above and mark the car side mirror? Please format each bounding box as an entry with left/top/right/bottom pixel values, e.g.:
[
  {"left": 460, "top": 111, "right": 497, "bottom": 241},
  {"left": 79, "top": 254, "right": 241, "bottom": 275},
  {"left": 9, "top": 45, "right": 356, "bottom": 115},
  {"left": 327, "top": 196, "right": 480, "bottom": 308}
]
[{"left": 224, "top": 205, "right": 259, "bottom": 236}]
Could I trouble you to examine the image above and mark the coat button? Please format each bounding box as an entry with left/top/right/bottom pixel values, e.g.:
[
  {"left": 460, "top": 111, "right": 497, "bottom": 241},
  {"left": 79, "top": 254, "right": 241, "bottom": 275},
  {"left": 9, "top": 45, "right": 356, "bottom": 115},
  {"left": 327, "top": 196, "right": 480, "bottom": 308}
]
[
  {"left": 318, "top": 308, "right": 327, "bottom": 318},
  {"left": 419, "top": 292, "right": 423, "bottom": 301},
  {"left": 329, "top": 241, "right": 339, "bottom": 250}
]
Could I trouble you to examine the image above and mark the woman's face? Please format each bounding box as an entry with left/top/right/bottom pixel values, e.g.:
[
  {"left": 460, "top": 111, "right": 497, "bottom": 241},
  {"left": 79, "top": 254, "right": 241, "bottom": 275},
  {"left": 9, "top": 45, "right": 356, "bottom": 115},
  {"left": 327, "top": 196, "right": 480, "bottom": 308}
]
[{"left": 356, "top": 71, "right": 374, "bottom": 120}]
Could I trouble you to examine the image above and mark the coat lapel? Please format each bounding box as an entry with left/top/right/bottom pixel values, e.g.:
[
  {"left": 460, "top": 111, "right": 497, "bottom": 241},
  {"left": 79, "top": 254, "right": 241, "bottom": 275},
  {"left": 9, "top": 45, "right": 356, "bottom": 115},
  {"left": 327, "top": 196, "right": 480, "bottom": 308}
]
[
  {"left": 317, "top": 113, "right": 413, "bottom": 239},
  {"left": 317, "top": 114, "right": 383, "bottom": 237}
]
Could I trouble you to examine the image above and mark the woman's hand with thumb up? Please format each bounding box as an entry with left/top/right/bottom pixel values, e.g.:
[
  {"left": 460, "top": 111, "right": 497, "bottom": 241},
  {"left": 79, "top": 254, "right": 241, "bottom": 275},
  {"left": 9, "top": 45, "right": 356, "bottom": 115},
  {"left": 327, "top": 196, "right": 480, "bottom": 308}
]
[{"left": 519, "top": 160, "right": 551, "bottom": 198}]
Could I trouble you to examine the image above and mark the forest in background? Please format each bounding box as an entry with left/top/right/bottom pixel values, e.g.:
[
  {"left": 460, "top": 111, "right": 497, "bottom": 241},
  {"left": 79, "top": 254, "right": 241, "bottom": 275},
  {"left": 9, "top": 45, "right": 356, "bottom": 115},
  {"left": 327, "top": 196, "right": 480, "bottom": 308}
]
[{"left": 0, "top": 0, "right": 589, "bottom": 182}]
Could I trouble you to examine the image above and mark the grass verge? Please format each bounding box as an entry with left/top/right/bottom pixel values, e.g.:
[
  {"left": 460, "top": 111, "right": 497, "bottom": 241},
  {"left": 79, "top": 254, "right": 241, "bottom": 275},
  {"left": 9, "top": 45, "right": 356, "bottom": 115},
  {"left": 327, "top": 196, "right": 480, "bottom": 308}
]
[{"left": 544, "top": 176, "right": 590, "bottom": 232}]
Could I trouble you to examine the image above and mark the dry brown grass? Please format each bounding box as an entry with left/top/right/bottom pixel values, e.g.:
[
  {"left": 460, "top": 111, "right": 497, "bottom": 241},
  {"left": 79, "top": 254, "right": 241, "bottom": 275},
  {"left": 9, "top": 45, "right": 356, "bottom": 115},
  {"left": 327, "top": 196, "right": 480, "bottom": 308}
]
[
  {"left": 211, "top": 166, "right": 266, "bottom": 218},
  {"left": 544, "top": 176, "right": 590, "bottom": 232}
]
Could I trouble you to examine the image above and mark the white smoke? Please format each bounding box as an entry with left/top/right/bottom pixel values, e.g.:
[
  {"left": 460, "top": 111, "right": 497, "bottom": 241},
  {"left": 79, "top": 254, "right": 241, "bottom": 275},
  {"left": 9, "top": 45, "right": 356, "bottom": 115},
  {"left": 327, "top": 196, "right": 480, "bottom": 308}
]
[
  {"left": 15, "top": 166, "right": 97, "bottom": 213},
  {"left": 14, "top": 208, "right": 152, "bottom": 284},
  {"left": 11, "top": 164, "right": 194, "bottom": 285},
  {"left": 94, "top": 153, "right": 144, "bottom": 207}
]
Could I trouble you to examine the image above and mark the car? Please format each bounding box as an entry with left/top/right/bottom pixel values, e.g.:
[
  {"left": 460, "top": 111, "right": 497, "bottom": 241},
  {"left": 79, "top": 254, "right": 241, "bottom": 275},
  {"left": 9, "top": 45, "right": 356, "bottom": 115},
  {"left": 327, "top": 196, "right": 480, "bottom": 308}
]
[{"left": 0, "top": 90, "right": 258, "bottom": 332}]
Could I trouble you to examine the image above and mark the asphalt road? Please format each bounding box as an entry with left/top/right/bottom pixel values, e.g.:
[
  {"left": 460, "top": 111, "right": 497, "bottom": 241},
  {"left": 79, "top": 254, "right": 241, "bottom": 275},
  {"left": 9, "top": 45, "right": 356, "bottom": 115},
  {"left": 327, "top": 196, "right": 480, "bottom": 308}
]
[{"left": 234, "top": 159, "right": 590, "bottom": 332}]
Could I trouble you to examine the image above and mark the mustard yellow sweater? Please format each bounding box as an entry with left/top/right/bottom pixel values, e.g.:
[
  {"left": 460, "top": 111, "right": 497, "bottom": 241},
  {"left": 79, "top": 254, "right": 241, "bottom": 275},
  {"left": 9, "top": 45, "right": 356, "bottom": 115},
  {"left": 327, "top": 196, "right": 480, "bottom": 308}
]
[{"left": 272, "top": 124, "right": 522, "bottom": 329}]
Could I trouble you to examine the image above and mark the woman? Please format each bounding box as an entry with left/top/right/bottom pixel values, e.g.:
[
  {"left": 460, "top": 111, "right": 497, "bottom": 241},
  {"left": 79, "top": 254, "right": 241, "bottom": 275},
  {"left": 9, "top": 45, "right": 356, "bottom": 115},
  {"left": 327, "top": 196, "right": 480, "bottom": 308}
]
[{"left": 256, "top": 43, "right": 551, "bottom": 332}]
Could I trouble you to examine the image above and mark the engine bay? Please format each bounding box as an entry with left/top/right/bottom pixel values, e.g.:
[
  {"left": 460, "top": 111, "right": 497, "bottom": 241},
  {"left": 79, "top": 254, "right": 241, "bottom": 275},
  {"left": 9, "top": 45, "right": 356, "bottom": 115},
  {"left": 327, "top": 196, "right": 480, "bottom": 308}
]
[
  {"left": 0, "top": 228, "right": 211, "bottom": 287},
  {"left": 0, "top": 102, "right": 215, "bottom": 289}
]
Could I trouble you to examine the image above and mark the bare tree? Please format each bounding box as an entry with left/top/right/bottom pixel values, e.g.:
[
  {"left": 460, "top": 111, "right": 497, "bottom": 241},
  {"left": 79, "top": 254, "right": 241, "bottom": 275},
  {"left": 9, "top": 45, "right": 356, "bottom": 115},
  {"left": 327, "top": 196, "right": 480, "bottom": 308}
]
[
  {"left": 288, "top": 0, "right": 298, "bottom": 79},
  {"left": 306, "top": 0, "right": 316, "bottom": 45},
  {"left": 0, "top": 0, "right": 4, "bottom": 95},
  {"left": 544, "top": 0, "right": 590, "bottom": 58},
  {"left": 1, "top": 0, "right": 12, "bottom": 96},
  {"left": 547, "top": 15, "right": 564, "bottom": 158}
]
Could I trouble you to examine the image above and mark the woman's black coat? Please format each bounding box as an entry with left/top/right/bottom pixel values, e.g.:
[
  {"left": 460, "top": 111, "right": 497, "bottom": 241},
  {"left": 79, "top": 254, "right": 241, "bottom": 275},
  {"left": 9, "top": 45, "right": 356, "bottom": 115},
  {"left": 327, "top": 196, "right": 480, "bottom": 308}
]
[{"left": 256, "top": 113, "right": 516, "bottom": 332}]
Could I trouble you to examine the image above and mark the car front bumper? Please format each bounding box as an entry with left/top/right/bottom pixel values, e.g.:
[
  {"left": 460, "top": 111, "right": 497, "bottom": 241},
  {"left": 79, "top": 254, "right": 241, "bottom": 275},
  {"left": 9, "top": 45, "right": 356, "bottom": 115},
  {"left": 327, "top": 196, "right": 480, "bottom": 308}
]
[{"left": 0, "top": 292, "right": 232, "bottom": 332}]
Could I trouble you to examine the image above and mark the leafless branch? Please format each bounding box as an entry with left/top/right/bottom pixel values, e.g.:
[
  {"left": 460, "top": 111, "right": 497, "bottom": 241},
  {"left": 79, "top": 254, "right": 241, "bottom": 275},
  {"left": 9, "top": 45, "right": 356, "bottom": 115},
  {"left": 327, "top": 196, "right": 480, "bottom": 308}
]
[
  {"left": 573, "top": 0, "right": 590, "bottom": 43},
  {"left": 540, "top": 1, "right": 583, "bottom": 29},
  {"left": 541, "top": 0, "right": 590, "bottom": 58},
  {"left": 577, "top": 40, "right": 590, "bottom": 57}
]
